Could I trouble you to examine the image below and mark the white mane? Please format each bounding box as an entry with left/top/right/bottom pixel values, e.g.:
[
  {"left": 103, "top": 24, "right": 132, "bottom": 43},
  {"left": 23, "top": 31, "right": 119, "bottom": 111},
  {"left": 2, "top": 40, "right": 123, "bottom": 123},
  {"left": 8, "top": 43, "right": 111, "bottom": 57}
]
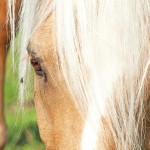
[{"left": 8, "top": 0, "right": 150, "bottom": 149}]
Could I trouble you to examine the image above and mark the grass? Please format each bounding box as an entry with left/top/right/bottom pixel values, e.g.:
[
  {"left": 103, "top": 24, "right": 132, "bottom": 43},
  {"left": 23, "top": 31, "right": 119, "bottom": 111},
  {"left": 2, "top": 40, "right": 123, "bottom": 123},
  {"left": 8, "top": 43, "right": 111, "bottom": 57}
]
[{"left": 4, "top": 49, "right": 45, "bottom": 150}]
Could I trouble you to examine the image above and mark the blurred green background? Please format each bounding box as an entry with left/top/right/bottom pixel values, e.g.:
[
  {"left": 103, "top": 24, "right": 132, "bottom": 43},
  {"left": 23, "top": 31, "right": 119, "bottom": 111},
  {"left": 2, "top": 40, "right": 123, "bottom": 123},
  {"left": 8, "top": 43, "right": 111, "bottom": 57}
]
[{"left": 4, "top": 50, "right": 45, "bottom": 150}]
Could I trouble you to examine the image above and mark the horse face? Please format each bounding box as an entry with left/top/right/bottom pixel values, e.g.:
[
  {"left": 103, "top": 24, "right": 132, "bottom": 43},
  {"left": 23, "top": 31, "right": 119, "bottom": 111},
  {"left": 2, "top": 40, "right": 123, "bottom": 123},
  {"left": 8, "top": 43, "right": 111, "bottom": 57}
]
[
  {"left": 28, "top": 14, "right": 116, "bottom": 150},
  {"left": 27, "top": 7, "right": 150, "bottom": 150},
  {"left": 29, "top": 14, "right": 84, "bottom": 150}
]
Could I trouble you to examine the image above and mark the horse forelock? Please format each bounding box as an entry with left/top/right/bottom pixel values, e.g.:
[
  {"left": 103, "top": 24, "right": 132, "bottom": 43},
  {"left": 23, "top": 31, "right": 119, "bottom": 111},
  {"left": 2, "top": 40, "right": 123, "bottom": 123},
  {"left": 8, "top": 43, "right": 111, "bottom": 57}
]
[
  {"left": 8, "top": 0, "right": 150, "bottom": 149},
  {"left": 54, "top": 1, "right": 150, "bottom": 149}
]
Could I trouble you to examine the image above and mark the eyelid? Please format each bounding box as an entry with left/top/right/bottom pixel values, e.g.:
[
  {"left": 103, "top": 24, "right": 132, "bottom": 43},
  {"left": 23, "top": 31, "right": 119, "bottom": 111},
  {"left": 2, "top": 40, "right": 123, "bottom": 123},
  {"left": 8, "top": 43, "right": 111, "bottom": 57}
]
[
  {"left": 30, "top": 57, "right": 41, "bottom": 71},
  {"left": 27, "top": 45, "right": 47, "bottom": 82},
  {"left": 30, "top": 56, "right": 47, "bottom": 82},
  {"left": 35, "top": 70, "right": 47, "bottom": 82}
]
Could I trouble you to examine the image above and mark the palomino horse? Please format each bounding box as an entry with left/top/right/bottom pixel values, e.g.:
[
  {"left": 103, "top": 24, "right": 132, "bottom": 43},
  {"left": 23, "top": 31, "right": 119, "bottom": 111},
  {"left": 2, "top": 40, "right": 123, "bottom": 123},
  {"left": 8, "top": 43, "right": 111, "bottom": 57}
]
[{"left": 3, "top": 0, "right": 150, "bottom": 149}]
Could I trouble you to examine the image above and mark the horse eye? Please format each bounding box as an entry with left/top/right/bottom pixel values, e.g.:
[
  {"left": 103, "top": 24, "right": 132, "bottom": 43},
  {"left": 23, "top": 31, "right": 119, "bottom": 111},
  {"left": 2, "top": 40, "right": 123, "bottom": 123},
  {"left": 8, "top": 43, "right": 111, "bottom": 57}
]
[
  {"left": 30, "top": 57, "right": 47, "bottom": 82},
  {"left": 30, "top": 57, "right": 41, "bottom": 71}
]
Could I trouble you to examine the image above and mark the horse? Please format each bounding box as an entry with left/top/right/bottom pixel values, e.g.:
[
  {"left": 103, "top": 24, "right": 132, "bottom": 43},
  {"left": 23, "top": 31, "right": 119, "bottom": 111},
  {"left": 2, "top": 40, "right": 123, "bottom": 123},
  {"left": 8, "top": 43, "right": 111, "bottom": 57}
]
[
  {"left": 4, "top": 0, "right": 150, "bottom": 149},
  {"left": 0, "top": 1, "right": 9, "bottom": 149},
  {"left": 0, "top": 1, "right": 20, "bottom": 149}
]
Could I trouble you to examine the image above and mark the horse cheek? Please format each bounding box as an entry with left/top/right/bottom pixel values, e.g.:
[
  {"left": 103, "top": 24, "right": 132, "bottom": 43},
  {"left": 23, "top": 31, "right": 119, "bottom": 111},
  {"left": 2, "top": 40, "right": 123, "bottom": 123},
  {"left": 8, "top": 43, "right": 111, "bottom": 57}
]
[{"left": 34, "top": 78, "right": 54, "bottom": 149}]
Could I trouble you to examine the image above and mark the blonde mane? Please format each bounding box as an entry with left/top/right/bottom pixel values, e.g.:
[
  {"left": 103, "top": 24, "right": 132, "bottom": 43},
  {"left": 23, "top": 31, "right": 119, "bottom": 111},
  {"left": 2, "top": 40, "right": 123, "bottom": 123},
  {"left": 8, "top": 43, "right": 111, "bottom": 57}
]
[{"left": 8, "top": 0, "right": 150, "bottom": 149}]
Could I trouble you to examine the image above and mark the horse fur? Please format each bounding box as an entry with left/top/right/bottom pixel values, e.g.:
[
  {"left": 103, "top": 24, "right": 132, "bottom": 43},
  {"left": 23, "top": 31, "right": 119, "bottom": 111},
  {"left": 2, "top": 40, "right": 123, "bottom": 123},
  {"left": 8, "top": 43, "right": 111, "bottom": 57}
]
[{"left": 8, "top": 0, "right": 150, "bottom": 149}]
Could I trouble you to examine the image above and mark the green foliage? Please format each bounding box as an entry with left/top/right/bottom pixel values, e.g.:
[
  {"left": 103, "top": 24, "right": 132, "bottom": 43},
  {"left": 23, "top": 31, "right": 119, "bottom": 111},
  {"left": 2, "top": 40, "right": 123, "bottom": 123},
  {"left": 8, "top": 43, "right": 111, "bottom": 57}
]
[{"left": 4, "top": 48, "right": 44, "bottom": 150}]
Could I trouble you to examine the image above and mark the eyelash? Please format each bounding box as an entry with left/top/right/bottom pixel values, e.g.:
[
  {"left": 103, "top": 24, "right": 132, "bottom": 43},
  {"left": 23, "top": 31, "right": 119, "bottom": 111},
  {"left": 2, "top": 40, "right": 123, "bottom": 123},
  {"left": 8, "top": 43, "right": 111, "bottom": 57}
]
[{"left": 30, "top": 57, "right": 47, "bottom": 82}]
